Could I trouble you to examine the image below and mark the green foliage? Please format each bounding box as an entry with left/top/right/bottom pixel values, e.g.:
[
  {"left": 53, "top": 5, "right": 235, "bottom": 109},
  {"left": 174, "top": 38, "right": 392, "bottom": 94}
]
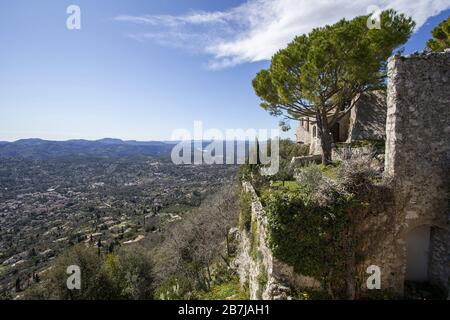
[
  {"left": 292, "top": 289, "right": 332, "bottom": 300},
  {"left": 44, "top": 244, "right": 106, "bottom": 300},
  {"left": 271, "top": 180, "right": 300, "bottom": 191},
  {"left": 262, "top": 187, "right": 355, "bottom": 291},
  {"left": 294, "top": 164, "right": 324, "bottom": 192},
  {"left": 427, "top": 16, "right": 450, "bottom": 52},
  {"left": 253, "top": 10, "right": 414, "bottom": 110},
  {"left": 261, "top": 153, "right": 390, "bottom": 298},
  {"left": 154, "top": 275, "right": 196, "bottom": 300},
  {"left": 252, "top": 10, "right": 414, "bottom": 163},
  {"left": 256, "top": 266, "right": 268, "bottom": 299},
  {"left": 105, "top": 246, "right": 155, "bottom": 299},
  {"left": 0, "top": 289, "right": 13, "bottom": 300},
  {"left": 197, "top": 276, "right": 248, "bottom": 300},
  {"left": 250, "top": 217, "right": 259, "bottom": 260},
  {"left": 318, "top": 164, "right": 340, "bottom": 180},
  {"left": 272, "top": 158, "right": 295, "bottom": 182},
  {"left": 25, "top": 244, "right": 155, "bottom": 300},
  {"left": 0, "top": 265, "right": 8, "bottom": 278},
  {"left": 278, "top": 139, "right": 309, "bottom": 160},
  {"left": 335, "top": 139, "right": 385, "bottom": 153},
  {"left": 238, "top": 139, "right": 307, "bottom": 186},
  {"left": 239, "top": 191, "right": 252, "bottom": 232}
]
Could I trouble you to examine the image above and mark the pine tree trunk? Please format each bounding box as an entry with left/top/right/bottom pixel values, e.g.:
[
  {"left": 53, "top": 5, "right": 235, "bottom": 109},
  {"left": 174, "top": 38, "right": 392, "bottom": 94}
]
[
  {"left": 316, "top": 112, "right": 333, "bottom": 165},
  {"left": 321, "top": 136, "right": 333, "bottom": 165}
]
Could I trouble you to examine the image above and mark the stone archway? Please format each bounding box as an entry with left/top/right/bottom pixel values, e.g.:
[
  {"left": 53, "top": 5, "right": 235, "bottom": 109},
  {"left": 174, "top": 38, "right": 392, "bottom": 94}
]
[{"left": 404, "top": 224, "right": 449, "bottom": 299}]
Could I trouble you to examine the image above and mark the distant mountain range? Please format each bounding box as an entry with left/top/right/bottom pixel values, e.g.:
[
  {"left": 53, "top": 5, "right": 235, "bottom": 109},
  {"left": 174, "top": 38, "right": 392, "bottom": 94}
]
[
  {"left": 0, "top": 138, "right": 176, "bottom": 160},
  {"left": 0, "top": 138, "right": 251, "bottom": 161}
]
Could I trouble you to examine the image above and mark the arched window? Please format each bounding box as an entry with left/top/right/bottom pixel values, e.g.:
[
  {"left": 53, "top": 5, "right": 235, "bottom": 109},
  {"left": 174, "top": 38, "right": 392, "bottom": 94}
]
[{"left": 405, "top": 224, "right": 449, "bottom": 291}]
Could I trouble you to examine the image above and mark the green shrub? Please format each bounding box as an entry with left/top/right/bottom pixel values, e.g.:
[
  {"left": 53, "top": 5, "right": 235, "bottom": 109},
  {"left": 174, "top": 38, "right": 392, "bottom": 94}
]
[
  {"left": 271, "top": 180, "right": 300, "bottom": 191},
  {"left": 318, "top": 164, "right": 339, "bottom": 180},
  {"left": 294, "top": 164, "right": 323, "bottom": 192},
  {"left": 24, "top": 244, "right": 155, "bottom": 300},
  {"left": 256, "top": 266, "right": 268, "bottom": 299},
  {"left": 154, "top": 275, "right": 196, "bottom": 300},
  {"left": 261, "top": 152, "right": 387, "bottom": 299},
  {"left": 262, "top": 188, "right": 355, "bottom": 293},
  {"left": 292, "top": 289, "right": 332, "bottom": 300},
  {"left": 239, "top": 191, "right": 252, "bottom": 232},
  {"left": 198, "top": 276, "right": 248, "bottom": 300},
  {"left": 250, "top": 217, "right": 259, "bottom": 260},
  {"left": 335, "top": 139, "right": 385, "bottom": 153}
]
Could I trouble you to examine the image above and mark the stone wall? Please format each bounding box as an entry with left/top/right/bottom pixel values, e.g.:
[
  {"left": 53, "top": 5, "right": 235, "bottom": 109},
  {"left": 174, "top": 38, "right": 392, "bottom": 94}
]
[
  {"left": 296, "top": 117, "right": 312, "bottom": 145},
  {"left": 234, "top": 182, "right": 289, "bottom": 300},
  {"left": 235, "top": 182, "right": 320, "bottom": 300},
  {"left": 384, "top": 50, "right": 450, "bottom": 293},
  {"left": 238, "top": 51, "right": 450, "bottom": 299},
  {"left": 308, "top": 114, "right": 351, "bottom": 155},
  {"left": 298, "top": 90, "right": 387, "bottom": 155},
  {"left": 347, "top": 90, "right": 387, "bottom": 143}
]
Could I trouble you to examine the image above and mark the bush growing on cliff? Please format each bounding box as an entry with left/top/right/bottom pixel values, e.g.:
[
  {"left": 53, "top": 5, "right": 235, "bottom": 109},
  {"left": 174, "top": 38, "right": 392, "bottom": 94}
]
[
  {"left": 154, "top": 275, "right": 196, "bottom": 300},
  {"left": 151, "top": 185, "right": 239, "bottom": 298},
  {"left": 262, "top": 186, "right": 354, "bottom": 297},
  {"left": 262, "top": 153, "right": 385, "bottom": 298},
  {"left": 239, "top": 191, "right": 252, "bottom": 232},
  {"left": 294, "top": 163, "right": 324, "bottom": 193},
  {"left": 24, "top": 244, "right": 155, "bottom": 300}
]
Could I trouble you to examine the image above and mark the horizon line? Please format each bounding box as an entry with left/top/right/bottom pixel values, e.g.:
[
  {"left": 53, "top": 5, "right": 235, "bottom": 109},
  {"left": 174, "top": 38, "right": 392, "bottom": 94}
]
[{"left": 0, "top": 137, "right": 287, "bottom": 143}]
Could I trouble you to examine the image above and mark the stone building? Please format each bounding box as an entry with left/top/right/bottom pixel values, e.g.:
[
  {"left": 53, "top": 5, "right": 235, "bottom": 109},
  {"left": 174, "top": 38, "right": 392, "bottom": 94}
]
[
  {"left": 379, "top": 50, "right": 450, "bottom": 295},
  {"left": 239, "top": 50, "right": 450, "bottom": 299},
  {"left": 296, "top": 90, "right": 387, "bottom": 154}
]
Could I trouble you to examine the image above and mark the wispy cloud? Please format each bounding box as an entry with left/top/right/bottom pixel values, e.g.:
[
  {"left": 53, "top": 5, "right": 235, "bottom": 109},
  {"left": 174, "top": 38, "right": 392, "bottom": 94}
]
[{"left": 114, "top": 0, "right": 450, "bottom": 69}]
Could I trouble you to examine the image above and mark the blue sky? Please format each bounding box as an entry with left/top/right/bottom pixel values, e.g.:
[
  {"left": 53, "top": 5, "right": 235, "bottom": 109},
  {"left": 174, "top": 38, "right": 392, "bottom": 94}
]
[{"left": 0, "top": 0, "right": 449, "bottom": 142}]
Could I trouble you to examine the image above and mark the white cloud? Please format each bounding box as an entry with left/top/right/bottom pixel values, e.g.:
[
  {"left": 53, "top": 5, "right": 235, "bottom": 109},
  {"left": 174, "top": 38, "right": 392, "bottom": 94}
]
[{"left": 114, "top": 0, "right": 450, "bottom": 69}]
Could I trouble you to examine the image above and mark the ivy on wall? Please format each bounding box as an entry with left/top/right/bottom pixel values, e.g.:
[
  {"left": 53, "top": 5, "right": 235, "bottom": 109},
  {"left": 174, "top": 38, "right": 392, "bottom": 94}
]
[
  {"left": 262, "top": 188, "right": 356, "bottom": 296},
  {"left": 239, "top": 191, "right": 252, "bottom": 232}
]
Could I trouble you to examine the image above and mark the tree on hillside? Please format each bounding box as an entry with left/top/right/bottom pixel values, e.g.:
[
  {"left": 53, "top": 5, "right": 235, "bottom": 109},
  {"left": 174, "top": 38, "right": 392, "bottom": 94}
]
[
  {"left": 24, "top": 244, "right": 155, "bottom": 300},
  {"left": 252, "top": 10, "right": 414, "bottom": 164},
  {"left": 427, "top": 16, "right": 450, "bottom": 52},
  {"left": 152, "top": 184, "right": 239, "bottom": 297}
]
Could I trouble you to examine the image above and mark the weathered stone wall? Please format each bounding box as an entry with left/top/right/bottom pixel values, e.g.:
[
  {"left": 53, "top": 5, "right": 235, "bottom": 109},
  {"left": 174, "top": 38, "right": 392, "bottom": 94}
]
[
  {"left": 347, "top": 90, "right": 387, "bottom": 143},
  {"left": 384, "top": 50, "right": 450, "bottom": 293},
  {"left": 235, "top": 182, "right": 290, "bottom": 300},
  {"left": 235, "top": 182, "right": 320, "bottom": 300},
  {"left": 308, "top": 114, "right": 351, "bottom": 155},
  {"left": 298, "top": 91, "right": 387, "bottom": 155},
  {"left": 296, "top": 117, "right": 312, "bottom": 145},
  {"left": 239, "top": 51, "right": 449, "bottom": 299}
]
